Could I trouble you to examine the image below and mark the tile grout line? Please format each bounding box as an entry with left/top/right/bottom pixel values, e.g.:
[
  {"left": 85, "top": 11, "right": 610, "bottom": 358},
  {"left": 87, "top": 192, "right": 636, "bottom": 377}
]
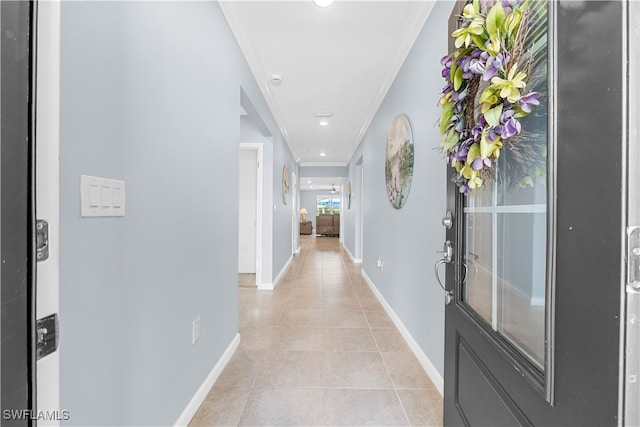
[
  {"left": 321, "top": 242, "right": 326, "bottom": 427},
  {"left": 234, "top": 237, "right": 429, "bottom": 426},
  {"left": 340, "top": 244, "right": 414, "bottom": 427}
]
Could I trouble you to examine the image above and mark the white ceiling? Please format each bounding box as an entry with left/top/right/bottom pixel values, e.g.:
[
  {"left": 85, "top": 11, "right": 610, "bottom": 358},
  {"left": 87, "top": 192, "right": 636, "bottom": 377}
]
[
  {"left": 220, "top": 1, "right": 435, "bottom": 166},
  {"left": 299, "top": 176, "right": 344, "bottom": 191}
]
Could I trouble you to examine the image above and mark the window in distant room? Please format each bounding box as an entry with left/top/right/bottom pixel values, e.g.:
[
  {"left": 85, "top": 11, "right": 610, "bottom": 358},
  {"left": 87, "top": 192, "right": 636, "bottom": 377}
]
[{"left": 317, "top": 196, "right": 341, "bottom": 215}]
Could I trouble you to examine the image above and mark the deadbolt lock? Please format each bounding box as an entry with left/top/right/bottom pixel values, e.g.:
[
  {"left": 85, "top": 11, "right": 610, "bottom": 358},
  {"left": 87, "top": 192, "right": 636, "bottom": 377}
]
[
  {"left": 439, "top": 240, "right": 453, "bottom": 264},
  {"left": 442, "top": 211, "right": 453, "bottom": 229}
]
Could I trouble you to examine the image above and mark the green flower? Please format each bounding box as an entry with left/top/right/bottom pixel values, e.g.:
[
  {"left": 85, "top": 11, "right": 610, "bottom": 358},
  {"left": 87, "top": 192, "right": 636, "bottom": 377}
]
[
  {"left": 490, "top": 63, "right": 527, "bottom": 103},
  {"left": 479, "top": 128, "right": 502, "bottom": 159},
  {"left": 451, "top": 5, "right": 486, "bottom": 49},
  {"left": 479, "top": 87, "right": 501, "bottom": 113},
  {"left": 485, "top": 2, "right": 505, "bottom": 55}
]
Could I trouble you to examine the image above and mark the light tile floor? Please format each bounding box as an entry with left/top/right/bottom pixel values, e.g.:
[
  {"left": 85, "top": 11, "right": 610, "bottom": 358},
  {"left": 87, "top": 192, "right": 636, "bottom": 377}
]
[{"left": 189, "top": 235, "right": 443, "bottom": 426}]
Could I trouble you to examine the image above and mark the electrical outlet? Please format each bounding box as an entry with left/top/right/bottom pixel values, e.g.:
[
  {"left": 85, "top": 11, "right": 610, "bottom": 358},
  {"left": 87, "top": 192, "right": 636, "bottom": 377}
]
[
  {"left": 377, "top": 257, "right": 384, "bottom": 272},
  {"left": 192, "top": 317, "right": 201, "bottom": 344}
]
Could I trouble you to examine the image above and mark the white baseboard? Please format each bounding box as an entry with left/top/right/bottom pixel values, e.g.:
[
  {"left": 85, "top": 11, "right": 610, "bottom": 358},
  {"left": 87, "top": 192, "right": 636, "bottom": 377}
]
[
  {"left": 361, "top": 270, "right": 444, "bottom": 396},
  {"left": 342, "top": 242, "right": 355, "bottom": 262},
  {"left": 259, "top": 254, "right": 293, "bottom": 290},
  {"left": 174, "top": 333, "right": 241, "bottom": 426},
  {"left": 341, "top": 242, "right": 362, "bottom": 264}
]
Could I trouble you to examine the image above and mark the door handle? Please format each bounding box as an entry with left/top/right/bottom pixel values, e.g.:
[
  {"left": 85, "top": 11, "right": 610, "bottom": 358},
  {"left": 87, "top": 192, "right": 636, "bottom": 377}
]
[{"left": 434, "top": 260, "right": 453, "bottom": 305}]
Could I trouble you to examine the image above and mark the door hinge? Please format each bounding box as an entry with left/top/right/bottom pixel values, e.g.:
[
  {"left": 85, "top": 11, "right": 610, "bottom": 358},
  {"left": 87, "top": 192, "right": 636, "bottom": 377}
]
[
  {"left": 36, "top": 219, "right": 49, "bottom": 262},
  {"left": 36, "top": 313, "right": 59, "bottom": 360}
]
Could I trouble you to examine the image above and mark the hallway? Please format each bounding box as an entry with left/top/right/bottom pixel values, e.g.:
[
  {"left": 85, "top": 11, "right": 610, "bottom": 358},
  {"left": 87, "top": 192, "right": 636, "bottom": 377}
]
[{"left": 190, "top": 235, "right": 443, "bottom": 426}]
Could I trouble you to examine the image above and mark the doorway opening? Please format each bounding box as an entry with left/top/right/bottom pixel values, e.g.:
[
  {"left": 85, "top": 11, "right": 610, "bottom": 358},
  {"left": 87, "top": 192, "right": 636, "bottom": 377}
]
[
  {"left": 291, "top": 169, "right": 299, "bottom": 255},
  {"left": 354, "top": 156, "right": 364, "bottom": 263},
  {"left": 238, "top": 144, "right": 263, "bottom": 288}
]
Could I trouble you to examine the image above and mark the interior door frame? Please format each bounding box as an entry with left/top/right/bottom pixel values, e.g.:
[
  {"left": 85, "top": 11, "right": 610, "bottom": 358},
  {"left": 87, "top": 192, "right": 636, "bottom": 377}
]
[
  {"left": 239, "top": 143, "right": 263, "bottom": 288},
  {"left": 35, "top": 0, "right": 62, "bottom": 422},
  {"left": 291, "top": 169, "right": 299, "bottom": 255},
  {"left": 354, "top": 156, "right": 364, "bottom": 263}
]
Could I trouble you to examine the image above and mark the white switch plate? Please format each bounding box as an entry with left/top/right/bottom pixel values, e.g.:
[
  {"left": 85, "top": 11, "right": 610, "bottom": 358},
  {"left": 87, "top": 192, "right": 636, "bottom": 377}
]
[{"left": 81, "top": 174, "right": 125, "bottom": 217}]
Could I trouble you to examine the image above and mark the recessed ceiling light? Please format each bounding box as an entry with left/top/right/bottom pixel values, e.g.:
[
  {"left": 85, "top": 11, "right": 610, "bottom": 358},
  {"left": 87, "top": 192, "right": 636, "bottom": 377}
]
[
  {"left": 313, "top": 0, "right": 334, "bottom": 7},
  {"left": 307, "top": 181, "right": 312, "bottom": 184},
  {"left": 319, "top": 120, "right": 329, "bottom": 126},
  {"left": 320, "top": 152, "right": 326, "bottom": 157}
]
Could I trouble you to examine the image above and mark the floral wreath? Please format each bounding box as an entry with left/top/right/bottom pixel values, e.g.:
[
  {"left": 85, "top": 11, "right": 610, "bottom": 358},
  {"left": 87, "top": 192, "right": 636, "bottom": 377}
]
[{"left": 439, "top": 0, "right": 541, "bottom": 194}]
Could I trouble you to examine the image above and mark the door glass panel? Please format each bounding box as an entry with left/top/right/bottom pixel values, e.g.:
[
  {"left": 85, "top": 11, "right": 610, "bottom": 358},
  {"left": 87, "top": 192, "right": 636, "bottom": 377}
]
[{"left": 462, "top": 2, "right": 548, "bottom": 371}]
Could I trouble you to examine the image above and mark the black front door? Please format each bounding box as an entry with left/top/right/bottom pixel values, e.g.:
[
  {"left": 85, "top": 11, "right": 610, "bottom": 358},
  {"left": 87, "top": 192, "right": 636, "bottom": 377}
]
[
  {"left": 443, "top": 1, "right": 625, "bottom": 425},
  {"left": 1, "top": 1, "right": 36, "bottom": 426}
]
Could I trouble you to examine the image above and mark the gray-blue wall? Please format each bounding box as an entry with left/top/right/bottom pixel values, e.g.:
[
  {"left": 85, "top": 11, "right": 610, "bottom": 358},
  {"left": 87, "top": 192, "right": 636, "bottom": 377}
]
[
  {"left": 59, "top": 2, "right": 293, "bottom": 425},
  {"left": 272, "top": 139, "right": 297, "bottom": 277},
  {"left": 343, "top": 0, "right": 453, "bottom": 378},
  {"left": 342, "top": 159, "right": 363, "bottom": 260}
]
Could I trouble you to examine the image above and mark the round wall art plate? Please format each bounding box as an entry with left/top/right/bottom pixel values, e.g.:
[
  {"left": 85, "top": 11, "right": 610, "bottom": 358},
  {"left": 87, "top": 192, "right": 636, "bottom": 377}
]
[{"left": 385, "top": 114, "right": 414, "bottom": 209}]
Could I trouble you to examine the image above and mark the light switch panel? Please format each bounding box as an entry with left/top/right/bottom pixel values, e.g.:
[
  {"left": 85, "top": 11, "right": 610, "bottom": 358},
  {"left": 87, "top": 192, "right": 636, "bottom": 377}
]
[
  {"left": 81, "top": 174, "right": 125, "bottom": 217},
  {"left": 89, "top": 185, "right": 101, "bottom": 207},
  {"left": 101, "top": 186, "right": 112, "bottom": 207},
  {"left": 112, "top": 187, "right": 123, "bottom": 208}
]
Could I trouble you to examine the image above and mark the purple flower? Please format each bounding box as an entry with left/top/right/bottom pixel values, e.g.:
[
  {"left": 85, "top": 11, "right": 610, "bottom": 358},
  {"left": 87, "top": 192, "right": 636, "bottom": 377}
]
[
  {"left": 497, "top": 109, "right": 521, "bottom": 138},
  {"left": 483, "top": 55, "right": 504, "bottom": 80},
  {"left": 457, "top": 56, "right": 474, "bottom": 79},
  {"left": 471, "top": 156, "right": 492, "bottom": 170},
  {"left": 441, "top": 83, "right": 453, "bottom": 95},
  {"left": 487, "top": 126, "right": 502, "bottom": 141},
  {"left": 501, "top": 118, "right": 521, "bottom": 139},
  {"left": 450, "top": 115, "right": 465, "bottom": 134},
  {"left": 459, "top": 183, "right": 470, "bottom": 194},
  {"left": 454, "top": 138, "right": 474, "bottom": 161},
  {"left": 471, "top": 118, "right": 487, "bottom": 140},
  {"left": 470, "top": 157, "right": 484, "bottom": 170},
  {"left": 479, "top": 0, "right": 496, "bottom": 12},
  {"left": 501, "top": 109, "right": 516, "bottom": 122},
  {"left": 469, "top": 58, "right": 485, "bottom": 75},
  {"left": 441, "top": 55, "right": 453, "bottom": 68},
  {"left": 519, "top": 92, "right": 541, "bottom": 113},
  {"left": 451, "top": 87, "right": 468, "bottom": 102}
]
